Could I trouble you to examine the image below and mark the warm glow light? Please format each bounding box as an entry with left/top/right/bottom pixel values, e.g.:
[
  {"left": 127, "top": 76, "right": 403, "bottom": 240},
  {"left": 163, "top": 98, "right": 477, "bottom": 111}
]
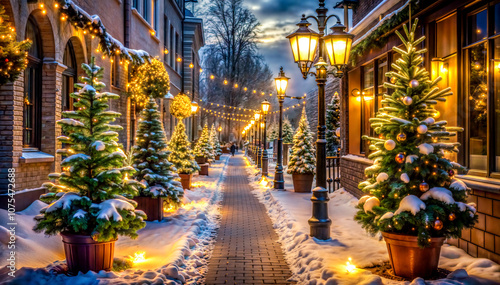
[
  {"left": 129, "top": 252, "right": 146, "bottom": 264},
  {"left": 355, "top": 96, "right": 374, "bottom": 102},
  {"left": 234, "top": 83, "right": 239, "bottom": 88},
  {"left": 164, "top": 49, "right": 169, "bottom": 54},
  {"left": 189, "top": 63, "right": 194, "bottom": 68},
  {"left": 346, "top": 257, "right": 356, "bottom": 273},
  {"left": 124, "top": 174, "right": 129, "bottom": 181},
  {"left": 150, "top": 30, "right": 156, "bottom": 36},
  {"left": 177, "top": 57, "right": 182, "bottom": 62},
  {"left": 259, "top": 177, "right": 269, "bottom": 187},
  {"left": 210, "top": 74, "right": 215, "bottom": 79},
  {"left": 224, "top": 79, "right": 228, "bottom": 85}
]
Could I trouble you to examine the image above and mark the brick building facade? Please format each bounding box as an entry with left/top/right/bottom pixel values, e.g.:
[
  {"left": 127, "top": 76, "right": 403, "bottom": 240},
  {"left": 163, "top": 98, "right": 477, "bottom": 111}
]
[
  {"left": 337, "top": 0, "right": 500, "bottom": 263},
  {"left": 0, "top": 0, "right": 204, "bottom": 209}
]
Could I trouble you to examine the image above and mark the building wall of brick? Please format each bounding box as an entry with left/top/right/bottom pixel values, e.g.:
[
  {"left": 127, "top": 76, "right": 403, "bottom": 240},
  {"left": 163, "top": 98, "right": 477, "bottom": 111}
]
[
  {"left": 340, "top": 156, "right": 369, "bottom": 198},
  {"left": 352, "top": 0, "right": 385, "bottom": 27},
  {"left": 0, "top": 0, "right": 204, "bottom": 206}
]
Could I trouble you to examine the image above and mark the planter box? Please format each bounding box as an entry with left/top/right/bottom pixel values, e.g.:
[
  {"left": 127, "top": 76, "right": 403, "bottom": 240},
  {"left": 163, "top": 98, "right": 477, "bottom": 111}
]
[
  {"left": 134, "top": 196, "right": 166, "bottom": 221},
  {"left": 199, "top": 163, "right": 209, "bottom": 176},
  {"left": 61, "top": 232, "right": 116, "bottom": 274},
  {"left": 292, "top": 173, "right": 314, "bottom": 193},
  {"left": 195, "top": 156, "right": 206, "bottom": 164},
  {"left": 179, "top": 173, "right": 193, "bottom": 190},
  {"left": 215, "top": 154, "right": 221, "bottom": 160},
  {"left": 222, "top": 148, "right": 230, "bottom": 154},
  {"left": 383, "top": 232, "right": 445, "bottom": 279}
]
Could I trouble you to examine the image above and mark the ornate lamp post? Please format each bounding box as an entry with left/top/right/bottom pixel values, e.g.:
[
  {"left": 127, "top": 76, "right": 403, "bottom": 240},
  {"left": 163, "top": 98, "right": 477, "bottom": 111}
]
[
  {"left": 190, "top": 101, "right": 199, "bottom": 142},
  {"left": 250, "top": 120, "right": 255, "bottom": 157},
  {"left": 254, "top": 111, "right": 262, "bottom": 167},
  {"left": 273, "top": 67, "right": 290, "bottom": 190},
  {"left": 261, "top": 99, "right": 271, "bottom": 176},
  {"left": 287, "top": 0, "right": 354, "bottom": 240},
  {"left": 218, "top": 125, "right": 222, "bottom": 142}
]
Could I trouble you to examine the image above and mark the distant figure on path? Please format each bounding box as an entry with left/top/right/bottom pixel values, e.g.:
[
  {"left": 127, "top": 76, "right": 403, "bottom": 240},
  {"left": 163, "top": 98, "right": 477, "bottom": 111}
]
[
  {"left": 230, "top": 143, "right": 236, "bottom": 156},
  {"left": 235, "top": 144, "right": 238, "bottom": 153}
]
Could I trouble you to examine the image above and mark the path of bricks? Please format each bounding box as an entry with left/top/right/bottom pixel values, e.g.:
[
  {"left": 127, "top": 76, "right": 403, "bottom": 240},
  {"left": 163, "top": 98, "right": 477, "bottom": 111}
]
[{"left": 205, "top": 154, "right": 294, "bottom": 285}]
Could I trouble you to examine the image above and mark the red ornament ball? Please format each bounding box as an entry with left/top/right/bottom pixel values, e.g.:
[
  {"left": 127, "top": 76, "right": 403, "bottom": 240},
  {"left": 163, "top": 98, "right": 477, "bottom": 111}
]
[
  {"left": 433, "top": 219, "right": 443, "bottom": 230},
  {"left": 419, "top": 182, "right": 430, "bottom": 192},
  {"left": 5, "top": 59, "right": 8, "bottom": 62},
  {"left": 395, "top": 152, "right": 405, "bottom": 163},
  {"left": 448, "top": 213, "right": 456, "bottom": 221}
]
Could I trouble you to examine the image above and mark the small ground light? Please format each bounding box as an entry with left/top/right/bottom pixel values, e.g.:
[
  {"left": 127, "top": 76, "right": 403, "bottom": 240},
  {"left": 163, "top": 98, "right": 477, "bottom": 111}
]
[{"left": 129, "top": 252, "right": 146, "bottom": 264}]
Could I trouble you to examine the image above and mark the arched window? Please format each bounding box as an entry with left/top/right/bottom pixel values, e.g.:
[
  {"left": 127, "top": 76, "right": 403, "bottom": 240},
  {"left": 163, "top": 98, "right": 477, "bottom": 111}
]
[
  {"left": 62, "top": 41, "right": 77, "bottom": 111},
  {"left": 23, "top": 17, "right": 42, "bottom": 148}
]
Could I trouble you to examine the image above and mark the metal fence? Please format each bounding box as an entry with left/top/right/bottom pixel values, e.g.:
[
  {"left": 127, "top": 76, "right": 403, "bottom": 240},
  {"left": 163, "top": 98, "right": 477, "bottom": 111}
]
[{"left": 326, "top": 155, "right": 341, "bottom": 193}]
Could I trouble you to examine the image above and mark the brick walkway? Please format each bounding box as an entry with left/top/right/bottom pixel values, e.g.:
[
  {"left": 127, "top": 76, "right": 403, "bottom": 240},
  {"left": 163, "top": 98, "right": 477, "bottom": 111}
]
[{"left": 205, "top": 154, "right": 293, "bottom": 285}]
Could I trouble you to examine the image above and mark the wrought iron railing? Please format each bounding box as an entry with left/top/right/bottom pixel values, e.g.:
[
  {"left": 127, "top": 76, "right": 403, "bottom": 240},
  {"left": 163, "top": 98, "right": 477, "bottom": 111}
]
[{"left": 326, "top": 154, "right": 341, "bottom": 193}]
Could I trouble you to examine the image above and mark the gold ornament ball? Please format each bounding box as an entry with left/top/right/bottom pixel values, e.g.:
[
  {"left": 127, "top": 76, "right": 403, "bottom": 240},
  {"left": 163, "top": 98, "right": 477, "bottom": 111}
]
[
  {"left": 419, "top": 182, "right": 430, "bottom": 192},
  {"left": 397, "top": 132, "right": 407, "bottom": 142},
  {"left": 395, "top": 152, "right": 405, "bottom": 163},
  {"left": 390, "top": 76, "right": 397, "bottom": 83},
  {"left": 449, "top": 213, "right": 456, "bottom": 221},
  {"left": 434, "top": 219, "right": 443, "bottom": 230},
  {"left": 410, "top": 79, "right": 419, "bottom": 88}
]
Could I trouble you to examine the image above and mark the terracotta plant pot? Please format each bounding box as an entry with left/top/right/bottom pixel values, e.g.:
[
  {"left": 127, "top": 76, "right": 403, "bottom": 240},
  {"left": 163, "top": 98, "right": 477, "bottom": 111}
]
[
  {"left": 222, "top": 148, "right": 230, "bottom": 154},
  {"left": 195, "top": 156, "right": 206, "bottom": 164},
  {"left": 61, "top": 232, "right": 116, "bottom": 274},
  {"left": 134, "top": 196, "right": 165, "bottom": 221},
  {"left": 215, "top": 154, "right": 221, "bottom": 160},
  {"left": 292, "top": 173, "right": 314, "bottom": 193},
  {"left": 179, "top": 173, "right": 193, "bottom": 190},
  {"left": 382, "top": 232, "right": 445, "bottom": 279},
  {"left": 199, "top": 163, "right": 209, "bottom": 176}
]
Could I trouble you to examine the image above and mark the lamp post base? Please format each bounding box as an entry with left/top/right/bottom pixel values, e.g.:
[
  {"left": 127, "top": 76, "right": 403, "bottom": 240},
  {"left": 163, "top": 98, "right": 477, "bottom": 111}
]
[
  {"left": 308, "top": 187, "right": 331, "bottom": 240},
  {"left": 262, "top": 150, "right": 268, "bottom": 176}
]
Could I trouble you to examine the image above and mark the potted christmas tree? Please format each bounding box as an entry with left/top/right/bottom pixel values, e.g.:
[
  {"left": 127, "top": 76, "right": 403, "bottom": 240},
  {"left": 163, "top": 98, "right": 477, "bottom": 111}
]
[
  {"left": 33, "top": 58, "right": 146, "bottom": 274},
  {"left": 168, "top": 121, "right": 200, "bottom": 190},
  {"left": 354, "top": 19, "right": 477, "bottom": 279},
  {"left": 326, "top": 92, "right": 340, "bottom": 156},
  {"left": 194, "top": 123, "right": 213, "bottom": 175},
  {"left": 287, "top": 108, "right": 316, "bottom": 193},
  {"left": 210, "top": 124, "right": 222, "bottom": 160},
  {"left": 132, "top": 97, "right": 184, "bottom": 221}
]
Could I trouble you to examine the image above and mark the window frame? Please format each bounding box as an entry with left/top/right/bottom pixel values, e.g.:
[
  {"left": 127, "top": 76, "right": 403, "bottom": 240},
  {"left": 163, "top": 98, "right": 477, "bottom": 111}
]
[
  {"left": 62, "top": 41, "right": 77, "bottom": 111},
  {"left": 23, "top": 17, "right": 42, "bottom": 149}
]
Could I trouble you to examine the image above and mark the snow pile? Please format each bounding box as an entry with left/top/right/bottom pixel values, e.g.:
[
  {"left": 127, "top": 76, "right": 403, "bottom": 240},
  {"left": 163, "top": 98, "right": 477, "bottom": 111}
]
[
  {"left": 246, "top": 160, "right": 500, "bottom": 285},
  {"left": 0, "top": 155, "right": 231, "bottom": 285}
]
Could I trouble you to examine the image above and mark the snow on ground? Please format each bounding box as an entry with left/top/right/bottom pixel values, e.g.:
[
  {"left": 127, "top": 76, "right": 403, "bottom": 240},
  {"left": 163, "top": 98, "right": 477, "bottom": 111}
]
[
  {"left": 0, "top": 155, "right": 231, "bottom": 285},
  {"left": 246, "top": 155, "right": 500, "bottom": 285}
]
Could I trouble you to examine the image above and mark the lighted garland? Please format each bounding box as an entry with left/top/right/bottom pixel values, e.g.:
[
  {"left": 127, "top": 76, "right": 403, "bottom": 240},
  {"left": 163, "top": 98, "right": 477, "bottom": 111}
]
[
  {"left": 129, "top": 58, "right": 169, "bottom": 108},
  {"left": 0, "top": 5, "right": 31, "bottom": 85},
  {"left": 170, "top": 93, "right": 192, "bottom": 119},
  {"left": 54, "top": 0, "right": 150, "bottom": 65},
  {"left": 349, "top": 0, "right": 421, "bottom": 66}
]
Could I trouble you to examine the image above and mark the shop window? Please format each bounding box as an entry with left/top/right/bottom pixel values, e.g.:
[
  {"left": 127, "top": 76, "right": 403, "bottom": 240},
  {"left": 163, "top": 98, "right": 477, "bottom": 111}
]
[
  {"left": 62, "top": 41, "right": 76, "bottom": 111},
  {"left": 361, "top": 62, "right": 374, "bottom": 154},
  {"left": 493, "top": 37, "right": 500, "bottom": 171},
  {"left": 376, "top": 57, "right": 388, "bottom": 109},
  {"left": 23, "top": 17, "right": 42, "bottom": 149},
  {"left": 467, "top": 9, "right": 487, "bottom": 45}
]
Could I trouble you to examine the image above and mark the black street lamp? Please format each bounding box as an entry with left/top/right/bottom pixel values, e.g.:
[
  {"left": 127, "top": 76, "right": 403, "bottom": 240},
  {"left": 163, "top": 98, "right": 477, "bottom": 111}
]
[
  {"left": 261, "top": 99, "right": 271, "bottom": 176},
  {"left": 287, "top": 0, "right": 354, "bottom": 240},
  {"left": 273, "top": 67, "right": 289, "bottom": 190},
  {"left": 190, "top": 101, "right": 199, "bottom": 142},
  {"left": 254, "top": 111, "right": 262, "bottom": 168},
  {"left": 250, "top": 119, "right": 255, "bottom": 158}
]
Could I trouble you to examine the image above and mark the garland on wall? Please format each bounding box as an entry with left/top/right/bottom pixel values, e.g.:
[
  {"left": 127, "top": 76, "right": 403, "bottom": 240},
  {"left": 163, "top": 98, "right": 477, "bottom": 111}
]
[
  {"left": 349, "top": 0, "right": 422, "bottom": 66},
  {"left": 54, "top": 0, "right": 150, "bottom": 66}
]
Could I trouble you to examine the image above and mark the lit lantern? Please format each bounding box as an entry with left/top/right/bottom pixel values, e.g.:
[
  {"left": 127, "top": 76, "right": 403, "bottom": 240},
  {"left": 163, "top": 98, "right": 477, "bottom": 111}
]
[
  {"left": 190, "top": 101, "right": 199, "bottom": 114},
  {"left": 286, "top": 15, "right": 320, "bottom": 79},
  {"left": 254, "top": 112, "right": 261, "bottom": 121},
  {"left": 218, "top": 126, "right": 222, "bottom": 132},
  {"left": 323, "top": 22, "right": 354, "bottom": 76},
  {"left": 274, "top": 67, "right": 290, "bottom": 98},
  {"left": 261, "top": 99, "right": 271, "bottom": 115}
]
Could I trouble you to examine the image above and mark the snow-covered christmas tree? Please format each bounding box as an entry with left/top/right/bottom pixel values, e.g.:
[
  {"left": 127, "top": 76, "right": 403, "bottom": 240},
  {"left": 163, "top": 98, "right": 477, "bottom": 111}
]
[
  {"left": 194, "top": 123, "right": 214, "bottom": 161},
  {"left": 326, "top": 92, "right": 341, "bottom": 156},
  {"left": 355, "top": 19, "right": 476, "bottom": 247},
  {"left": 267, "top": 121, "right": 278, "bottom": 142},
  {"left": 282, "top": 117, "right": 294, "bottom": 144},
  {"left": 210, "top": 124, "right": 222, "bottom": 158},
  {"left": 287, "top": 107, "right": 315, "bottom": 174},
  {"left": 34, "top": 58, "right": 146, "bottom": 242},
  {"left": 132, "top": 97, "right": 183, "bottom": 206},
  {"left": 168, "top": 121, "right": 200, "bottom": 174}
]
